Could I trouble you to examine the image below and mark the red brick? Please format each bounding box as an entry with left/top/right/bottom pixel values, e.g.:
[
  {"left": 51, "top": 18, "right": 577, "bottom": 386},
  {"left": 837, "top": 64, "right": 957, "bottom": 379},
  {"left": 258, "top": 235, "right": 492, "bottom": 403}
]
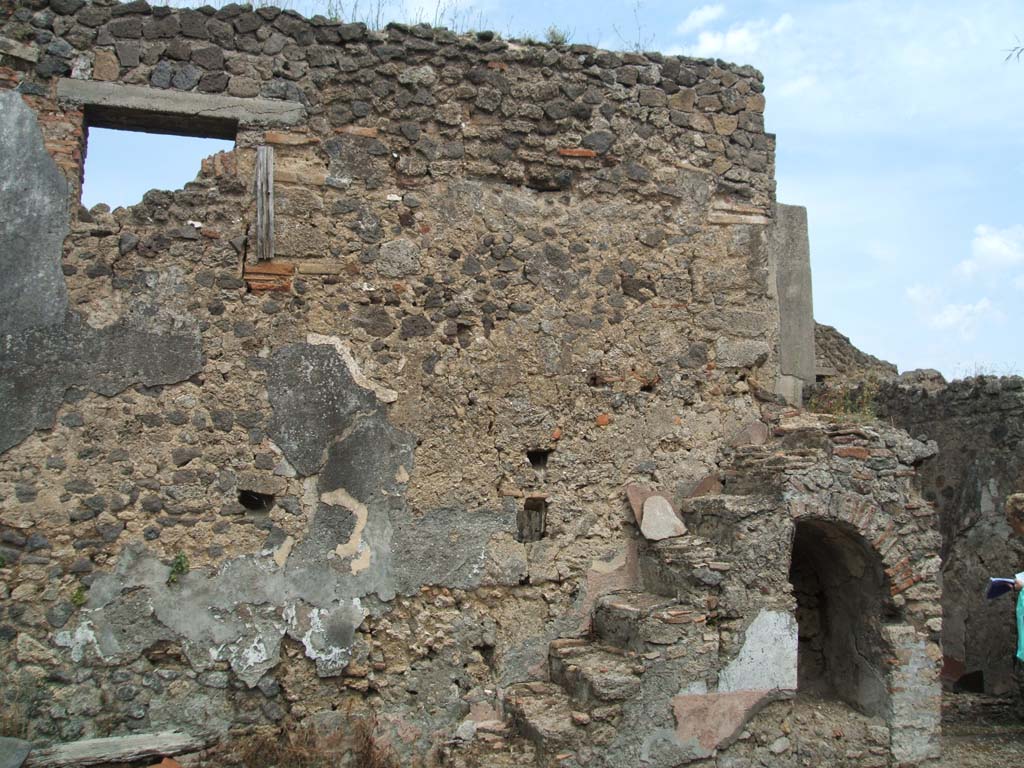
[
  {"left": 337, "top": 125, "right": 378, "bottom": 138},
  {"left": 264, "top": 130, "right": 319, "bottom": 146}
]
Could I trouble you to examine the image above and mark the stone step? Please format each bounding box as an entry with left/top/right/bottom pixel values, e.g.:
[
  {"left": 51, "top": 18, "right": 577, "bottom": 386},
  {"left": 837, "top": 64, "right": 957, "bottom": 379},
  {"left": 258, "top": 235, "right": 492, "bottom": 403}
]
[
  {"left": 548, "top": 639, "right": 643, "bottom": 704},
  {"left": 639, "top": 534, "right": 726, "bottom": 601},
  {"left": 505, "top": 681, "right": 584, "bottom": 753},
  {"left": 592, "top": 590, "right": 704, "bottom": 651}
]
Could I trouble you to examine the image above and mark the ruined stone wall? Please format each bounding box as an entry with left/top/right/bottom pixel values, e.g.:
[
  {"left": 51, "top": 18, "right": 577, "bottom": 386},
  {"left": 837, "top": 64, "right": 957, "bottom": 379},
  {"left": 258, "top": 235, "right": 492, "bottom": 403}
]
[
  {"left": 879, "top": 376, "right": 1024, "bottom": 695},
  {"left": 0, "top": 1, "right": 941, "bottom": 765},
  {"left": 814, "top": 322, "right": 898, "bottom": 385}
]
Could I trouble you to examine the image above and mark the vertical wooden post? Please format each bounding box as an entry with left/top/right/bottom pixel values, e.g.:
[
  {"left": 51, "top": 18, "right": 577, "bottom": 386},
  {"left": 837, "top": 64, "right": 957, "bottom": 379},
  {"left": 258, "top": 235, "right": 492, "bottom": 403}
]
[{"left": 255, "top": 145, "right": 274, "bottom": 262}]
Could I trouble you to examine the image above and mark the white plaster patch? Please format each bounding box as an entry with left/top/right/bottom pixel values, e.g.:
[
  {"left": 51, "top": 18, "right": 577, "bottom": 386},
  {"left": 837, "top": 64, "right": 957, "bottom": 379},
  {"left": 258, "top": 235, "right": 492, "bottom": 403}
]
[
  {"left": 54, "top": 620, "right": 100, "bottom": 663},
  {"left": 238, "top": 635, "right": 270, "bottom": 671},
  {"left": 307, "top": 332, "right": 398, "bottom": 403},
  {"left": 717, "top": 610, "right": 797, "bottom": 693},
  {"left": 297, "top": 599, "right": 366, "bottom": 673}
]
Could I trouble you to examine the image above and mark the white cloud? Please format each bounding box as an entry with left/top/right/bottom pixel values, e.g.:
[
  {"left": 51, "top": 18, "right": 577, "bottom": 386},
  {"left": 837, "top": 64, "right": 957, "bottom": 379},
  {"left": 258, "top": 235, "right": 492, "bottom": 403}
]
[
  {"left": 906, "top": 284, "right": 1000, "bottom": 340},
  {"left": 687, "top": 13, "right": 793, "bottom": 59},
  {"left": 957, "top": 224, "right": 1024, "bottom": 277},
  {"left": 677, "top": 4, "right": 725, "bottom": 35},
  {"left": 926, "top": 298, "right": 997, "bottom": 339}
]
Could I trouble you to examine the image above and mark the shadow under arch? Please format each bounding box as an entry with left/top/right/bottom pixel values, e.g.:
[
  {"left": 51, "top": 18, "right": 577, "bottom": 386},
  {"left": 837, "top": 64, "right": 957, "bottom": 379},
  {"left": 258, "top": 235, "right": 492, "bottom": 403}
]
[{"left": 788, "top": 517, "right": 902, "bottom": 717}]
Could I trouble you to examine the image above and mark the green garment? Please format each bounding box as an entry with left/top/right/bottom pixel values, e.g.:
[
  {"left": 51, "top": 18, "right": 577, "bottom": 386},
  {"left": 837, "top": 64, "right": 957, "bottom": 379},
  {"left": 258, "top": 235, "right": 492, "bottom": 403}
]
[{"left": 1017, "top": 588, "right": 1024, "bottom": 663}]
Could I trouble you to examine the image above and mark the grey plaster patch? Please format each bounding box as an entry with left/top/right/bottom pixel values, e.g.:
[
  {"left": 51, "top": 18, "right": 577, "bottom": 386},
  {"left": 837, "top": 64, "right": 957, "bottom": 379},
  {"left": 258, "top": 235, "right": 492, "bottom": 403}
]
[
  {"left": 0, "top": 90, "right": 69, "bottom": 335},
  {"left": 0, "top": 94, "right": 204, "bottom": 454},
  {"left": 611, "top": 655, "right": 714, "bottom": 767},
  {"left": 265, "top": 343, "right": 379, "bottom": 476},
  {"left": 56, "top": 341, "right": 424, "bottom": 689},
  {"left": 1, "top": 303, "right": 204, "bottom": 453},
  {"left": 297, "top": 502, "right": 358, "bottom": 560},
  {"left": 319, "top": 416, "right": 412, "bottom": 502},
  {"left": 391, "top": 505, "right": 516, "bottom": 592},
  {"left": 70, "top": 542, "right": 370, "bottom": 686},
  {"left": 288, "top": 600, "right": 366, "bottom": 676}
]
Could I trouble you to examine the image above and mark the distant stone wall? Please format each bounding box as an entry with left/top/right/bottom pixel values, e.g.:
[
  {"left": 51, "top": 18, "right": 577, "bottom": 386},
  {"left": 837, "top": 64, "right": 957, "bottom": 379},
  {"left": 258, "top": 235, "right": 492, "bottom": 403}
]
[
  {"left": 815, "top": 322, "right": 898, "bottom": 384},
  {"left": 0, "top": 1, "right": 939, "bottom": 765},
  {"left": 879, "top": 376, "right": 1024, "bottom": 695}
]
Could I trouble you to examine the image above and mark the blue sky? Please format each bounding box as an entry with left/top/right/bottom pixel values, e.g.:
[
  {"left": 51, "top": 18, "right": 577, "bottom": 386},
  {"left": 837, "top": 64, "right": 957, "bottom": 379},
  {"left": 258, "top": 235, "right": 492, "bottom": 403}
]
[{"left": 83, "top": 0, "right": 1024, "bottom": 379}]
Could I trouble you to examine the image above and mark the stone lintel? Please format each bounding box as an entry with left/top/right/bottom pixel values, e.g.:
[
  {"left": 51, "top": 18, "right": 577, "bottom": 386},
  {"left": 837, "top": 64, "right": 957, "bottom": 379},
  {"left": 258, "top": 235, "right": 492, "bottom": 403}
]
[{"left": 56, "top": 79, "right": 305, "bottom": 139}]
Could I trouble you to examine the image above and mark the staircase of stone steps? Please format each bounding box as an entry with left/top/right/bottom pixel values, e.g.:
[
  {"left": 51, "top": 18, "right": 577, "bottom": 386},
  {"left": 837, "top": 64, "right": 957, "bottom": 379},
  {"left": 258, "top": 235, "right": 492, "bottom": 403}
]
[
  {"left": 501, "top": 523, "right": 736, "bottom": 764},
  {"left": 493, "top": 439, "right": 815, "bottom": 765},
  {"left": 466, "top": 417, "right": 914, "bottom": 765}
]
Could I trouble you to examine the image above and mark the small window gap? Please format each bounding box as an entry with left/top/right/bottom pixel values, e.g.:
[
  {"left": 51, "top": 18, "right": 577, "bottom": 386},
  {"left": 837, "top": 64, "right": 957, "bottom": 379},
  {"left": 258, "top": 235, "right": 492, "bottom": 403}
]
[
  {"left": 81, "top": 124, "right": 235, "bottom": 210},
  {"left": 526, "top": 448, "right": 553, "bottom": 473},
  {"left": 238, "top": 490, "right": 275, "bottom": 513},
  {"left": 517, "top": 496, "right": 547, "bottom": 542}
]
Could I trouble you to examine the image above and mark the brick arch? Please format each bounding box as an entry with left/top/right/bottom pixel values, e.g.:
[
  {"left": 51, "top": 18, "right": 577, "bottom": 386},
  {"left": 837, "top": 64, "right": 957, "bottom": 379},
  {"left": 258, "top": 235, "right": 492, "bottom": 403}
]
[
  {"left": 789, "top": 492, "right": 924, "bottom": 603},
  {"left": 787, "top": 510, "right": 898, "bottom": 715}
]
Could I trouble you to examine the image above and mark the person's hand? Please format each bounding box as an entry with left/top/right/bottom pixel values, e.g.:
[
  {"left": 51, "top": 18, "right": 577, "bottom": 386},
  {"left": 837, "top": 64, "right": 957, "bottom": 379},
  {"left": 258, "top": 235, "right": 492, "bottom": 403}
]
[{"left": 1015, "top": 578, "right": 1023, "bottom": 592}]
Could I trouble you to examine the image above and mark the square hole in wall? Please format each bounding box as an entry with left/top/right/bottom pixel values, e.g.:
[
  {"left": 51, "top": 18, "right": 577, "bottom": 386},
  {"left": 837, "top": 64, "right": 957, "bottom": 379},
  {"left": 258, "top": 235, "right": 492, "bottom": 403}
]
[{"left": 517, "top": 496, "right": 548, "bottom": 542}]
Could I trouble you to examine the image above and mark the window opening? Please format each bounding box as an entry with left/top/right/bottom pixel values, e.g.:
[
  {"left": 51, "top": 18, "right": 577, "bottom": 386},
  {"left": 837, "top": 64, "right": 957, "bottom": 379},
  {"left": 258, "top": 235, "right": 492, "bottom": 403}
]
[{"left": 81, "top": 122, "right": 235, "bottom": 210}]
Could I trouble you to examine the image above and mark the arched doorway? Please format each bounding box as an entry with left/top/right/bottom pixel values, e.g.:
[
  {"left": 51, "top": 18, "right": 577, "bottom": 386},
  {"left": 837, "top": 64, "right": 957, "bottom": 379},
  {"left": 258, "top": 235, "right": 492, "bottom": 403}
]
[{"left": 788, "top": 518, "right": 897, "bottom": 716}]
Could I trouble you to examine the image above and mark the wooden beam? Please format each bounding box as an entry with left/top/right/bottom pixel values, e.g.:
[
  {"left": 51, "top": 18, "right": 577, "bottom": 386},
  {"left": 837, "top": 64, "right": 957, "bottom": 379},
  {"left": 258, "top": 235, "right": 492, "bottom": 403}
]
[
  {"left": 255, "top": 145, "right": 274, "bottom": 262},
  {"left": 24, "top": 730, "right": 216, "bottom": 768}
]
